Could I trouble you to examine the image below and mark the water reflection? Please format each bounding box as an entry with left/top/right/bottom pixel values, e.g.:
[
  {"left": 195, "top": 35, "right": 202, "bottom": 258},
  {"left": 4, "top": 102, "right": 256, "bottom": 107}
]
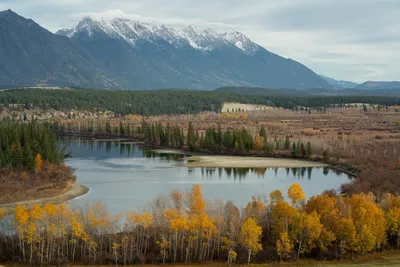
[
  {"left": 188, "top": 166, "right": 333, "bottom": 181},
  {"left": 59, "top": 137, "right": 347, "bottom": 182},
  {"left": 60, "top": 137, "right": 351, "bottom": 214}
]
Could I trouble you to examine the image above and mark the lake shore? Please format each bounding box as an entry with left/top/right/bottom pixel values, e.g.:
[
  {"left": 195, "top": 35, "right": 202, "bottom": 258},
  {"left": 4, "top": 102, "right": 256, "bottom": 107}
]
[
  {"left": 1, "top": 183, "right": 89, "bottom": 213},
  {"left": 183, "top": 155, "right": 328, "bottom": 168}
]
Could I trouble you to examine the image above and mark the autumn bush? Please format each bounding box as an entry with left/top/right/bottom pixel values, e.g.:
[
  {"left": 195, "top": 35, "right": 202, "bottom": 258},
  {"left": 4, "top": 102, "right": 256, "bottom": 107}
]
[{"left": 1, "top": 183, "right": 400, "bottom": 265}]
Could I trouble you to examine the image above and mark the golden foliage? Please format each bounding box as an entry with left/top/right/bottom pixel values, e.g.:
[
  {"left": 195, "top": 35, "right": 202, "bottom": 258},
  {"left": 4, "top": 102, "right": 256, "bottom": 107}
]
[
  {"left": 35, "top": 153, "right": 42, "bottom": 171},
  {"left": 276, "top": 231, "right": 292, "bottom": 260},
  {"left": 0, "top": 208, "right": 5, "bottom": 220},
  {"left": 239, "top": 217, "right": 263, "bottom": 256},
  {"left": 3, "top": 186, "right": 400, "bottom": 265},
  {"left": 288, "top": 183, "right": 305, "bottom": 206}
]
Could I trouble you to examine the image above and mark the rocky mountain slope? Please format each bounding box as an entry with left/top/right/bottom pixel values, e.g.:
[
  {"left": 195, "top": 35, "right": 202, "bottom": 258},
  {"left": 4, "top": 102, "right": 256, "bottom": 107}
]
[
  {"left": 0, "top": 10, "right": 118, "bottom": 88},
  {"left": 0, "top": 10, "right": 332, "bottom": 90}
]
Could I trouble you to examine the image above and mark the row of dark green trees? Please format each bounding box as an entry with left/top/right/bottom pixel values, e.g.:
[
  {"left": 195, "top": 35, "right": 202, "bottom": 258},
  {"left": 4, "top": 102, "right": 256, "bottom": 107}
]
[
  {"left": 0, "top": 119, "right": 64, "bottom": 170},
  {"left": 52, "top": 120, "right": 312, "bottom": 158},
  {"left": 2, "top": 88, "right": 400, "bottom": 116}
]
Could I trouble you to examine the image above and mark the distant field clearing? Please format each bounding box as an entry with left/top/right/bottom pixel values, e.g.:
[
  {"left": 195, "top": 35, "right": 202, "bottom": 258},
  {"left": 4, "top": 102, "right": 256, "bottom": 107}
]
[{"left": 221, "top": 102, "right": 274, "bottom": 113}]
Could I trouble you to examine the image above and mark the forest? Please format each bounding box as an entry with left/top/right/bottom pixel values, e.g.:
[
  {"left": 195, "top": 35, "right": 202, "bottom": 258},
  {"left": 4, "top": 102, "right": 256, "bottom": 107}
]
[
  {"left": 0, "top": 119, "right": 63, "bottom": 169},
  {"left": 1, "top": 184, "right": 400, "bottom": 265},
  {"left": 0, "top": 120, "right": 74, "bottom": 204},
  {"left": 52, "top": 120, "right": 313, "bottom": 159},
  {"left": 1, "top": 88, "right": 400, "bottom": 115}
]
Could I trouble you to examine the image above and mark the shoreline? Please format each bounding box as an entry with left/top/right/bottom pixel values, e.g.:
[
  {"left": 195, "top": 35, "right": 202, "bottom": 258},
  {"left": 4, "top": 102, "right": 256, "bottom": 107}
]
[
  {"left": 56, "top": 132, "right": 358, "bottom": 177},
  {"left": 183, "top": 155, "right": 328, "bottom": 168},
  {"left": 1, "top": 183, "right": 89, "bottom": 213}
]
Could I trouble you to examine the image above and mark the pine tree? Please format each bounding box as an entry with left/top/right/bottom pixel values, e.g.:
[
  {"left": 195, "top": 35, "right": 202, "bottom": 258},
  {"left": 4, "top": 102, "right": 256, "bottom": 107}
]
[
  {"left": 300, "top": 143, "right": 306, "bottom": 158},
  {"left": 306, "top": 142, "right": 312, "bottom": 158},
  {"left": 291, "top": 143, "right": 297, "bottom": 157},
  {"left": 284, "top": 136, "right": 290, "bottom": 150},
  {"left": 187, "top": 122, "right": 196, "bottom": 151}
]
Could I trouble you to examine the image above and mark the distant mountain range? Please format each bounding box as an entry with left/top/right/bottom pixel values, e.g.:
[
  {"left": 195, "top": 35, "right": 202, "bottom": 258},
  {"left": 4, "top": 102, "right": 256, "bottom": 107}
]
[
  {"left": 319, "top": 75, "right": 359, "bottom": 89},
  {"left": 0, "top": 10, "right": 398, "bottom": 92},
  {"left": 355, "top": 81, "right": 400, "bottom": 90},
  {"left": 0, "top": 9, "right": 332, "bottom": 90},
  {"left": 215, "top": 86, "right": 400, "bottom": 97}
]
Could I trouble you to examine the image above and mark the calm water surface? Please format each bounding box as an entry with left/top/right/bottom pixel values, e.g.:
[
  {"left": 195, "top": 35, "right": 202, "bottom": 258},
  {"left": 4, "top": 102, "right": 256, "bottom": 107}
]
[{"left": 61, "top": 139, "right": 350, "bottom": 215}]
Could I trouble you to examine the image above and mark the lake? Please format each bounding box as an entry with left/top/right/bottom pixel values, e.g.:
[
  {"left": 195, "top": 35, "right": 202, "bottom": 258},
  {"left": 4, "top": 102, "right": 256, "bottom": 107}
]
[{"left": 61, "top": 138, "right": 351, "bottom": 215}]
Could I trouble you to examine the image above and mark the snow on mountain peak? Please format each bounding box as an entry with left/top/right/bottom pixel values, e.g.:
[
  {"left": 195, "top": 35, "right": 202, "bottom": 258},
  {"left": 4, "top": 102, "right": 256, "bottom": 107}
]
[
  {"left": 61, "top": 16, "right": 261, "bottom": 53},
  {"left": 222, "top": 30, "right": 260, "bottom": 54}
]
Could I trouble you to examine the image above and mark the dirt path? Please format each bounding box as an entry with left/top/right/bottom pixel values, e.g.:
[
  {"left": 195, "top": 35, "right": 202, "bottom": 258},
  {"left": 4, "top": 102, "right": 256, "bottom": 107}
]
[
  {"left": 0, "top": 183, "right": 89, "bottom": 213},
  {"left": 184, "top": 155, "right": 328, "bottom": 168}
]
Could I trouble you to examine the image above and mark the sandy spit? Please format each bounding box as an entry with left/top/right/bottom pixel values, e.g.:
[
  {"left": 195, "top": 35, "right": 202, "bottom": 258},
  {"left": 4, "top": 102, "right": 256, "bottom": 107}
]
[
  {"left": 184, "top": 155, "right": 327, "bottom": 168},
  {"left": 151, "top": 149, "right": 187, "bottom": 155},
  {"left": 1, "top": 183, "right": 89, "bottom": 213}
]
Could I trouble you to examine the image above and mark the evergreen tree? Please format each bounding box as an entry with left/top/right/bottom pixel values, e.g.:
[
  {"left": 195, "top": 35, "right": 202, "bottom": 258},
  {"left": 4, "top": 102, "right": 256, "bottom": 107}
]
[
  {"left": 187, "top": 122, "right": 196, "bottom": 151},
  {"left": 306, "top": 142, "right": 312, "bottom": 158},
  {"left": 284, "top": 136, "right": 290, "bottom": 150},
  {"left": 300, "top": 143, "right": 306, "bottom": 158},
  {"left": 291, "top": 143, "right": 297, "bottom": 157}
]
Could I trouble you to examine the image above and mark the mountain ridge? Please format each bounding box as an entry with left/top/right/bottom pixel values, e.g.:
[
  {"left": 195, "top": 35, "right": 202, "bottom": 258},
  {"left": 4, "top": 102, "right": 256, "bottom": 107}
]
[
  {"left": 55, "top": 15, "right": 332, "bottom": 90},
  {"left": 356, "top": 81, "right": 400, "bottom": 90},
  {"left": 0, "top": 9, "right": 119, "bottom": 88},
  {"left": 319, "top": 75, "right": 358, "bottom": 89},
  {"left": 0, "top": 10, "right": 331, "bottom": 90}
]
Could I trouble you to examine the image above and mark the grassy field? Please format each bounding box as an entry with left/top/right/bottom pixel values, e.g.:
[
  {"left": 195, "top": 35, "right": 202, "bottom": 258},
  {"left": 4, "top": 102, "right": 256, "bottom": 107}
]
[{"left": 3, "top": 251, "right": 400, "bottom": 267}]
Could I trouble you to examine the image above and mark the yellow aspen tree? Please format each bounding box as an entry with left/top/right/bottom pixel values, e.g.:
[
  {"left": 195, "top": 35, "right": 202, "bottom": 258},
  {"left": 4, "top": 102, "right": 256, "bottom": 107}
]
[
  {"left": 386, "top": 207, "right": 400, "bottom": 247},
  {"left": 35, "top": 153, "right": 42, "bottom": 171},
  {"left": 270, "top": 190, "right": 284, "bottom": 205},
  {"left": 112, "top": 242, "right": 121, "bottom": 266},
  {"left": 332, "top": 217, "right": 357, "bottom": 254},
  {"left": 0, "top": 208, "right": 5, "bottom": 220},
  {"left": 288, "top": 183, "right": 305, "bottom": 206},
  {"left": 271, "top": 200, "right": 299, "bottom": 238},
  {"left": 254, "top": 135, "right": 264, "bottom": 150},
  {"left": 345, "top": 193, "right": 386, "bottom": 254},
  {"left": 15, "top": 205, "right": 30, "bottom": 262},
  {"left": 189, "top": 184, "right": 205, "bottom": 215},
  {"left": 156, "top": 236, "right": 170, "bottom": 264},
  {"left": 227, "top": 249, "right": 237, "bottom": 266},
  {"left": 305, "top": 194, "right": 339, "bottom": 228},
  {"left": 239, "top": 217, "right": 262, "bottom": 264},
  {"left": 276, "top": 231, "right": 292, "bottom": 261},
  {"left": 292, "top": 211, "right": 324, "bottom": 258}
]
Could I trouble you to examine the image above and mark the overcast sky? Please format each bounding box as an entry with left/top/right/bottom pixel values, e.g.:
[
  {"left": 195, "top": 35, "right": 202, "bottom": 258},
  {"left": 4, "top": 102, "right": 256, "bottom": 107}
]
[{"left": 1, "top": 0, "right": 399, "bottom": 83}]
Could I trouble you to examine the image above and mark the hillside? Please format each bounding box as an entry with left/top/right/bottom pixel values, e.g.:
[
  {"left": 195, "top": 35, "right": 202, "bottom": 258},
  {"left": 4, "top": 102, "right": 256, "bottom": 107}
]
[
  {"left": 319, "top": 75, "right": 358, "bottom": 89},
  {"left": 215, "top": 86, "right": 400, "bottom": 97},
  {"left": 0, "top": 10, "right": 118, "bottom": 88},
  {"left": 0, "top": 10, "right": 331, "bottom": 90},
  {"left": 356, "top": 81, "right": 400, "bottom": 90}
]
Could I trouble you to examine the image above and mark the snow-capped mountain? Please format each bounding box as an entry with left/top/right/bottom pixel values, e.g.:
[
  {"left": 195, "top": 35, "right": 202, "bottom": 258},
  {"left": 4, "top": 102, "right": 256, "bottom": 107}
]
[
  {"left": 222, "top": 30, "right": 260, "bottom": 55},
  {"left": 54, "top": 16, "right": 331, "bottom": 90},
  {"left": 0, "top": 10, "right": 332, "bottom": 90},
  {"left": 57, "top": 17, "right": 260, "bottom": 54}
]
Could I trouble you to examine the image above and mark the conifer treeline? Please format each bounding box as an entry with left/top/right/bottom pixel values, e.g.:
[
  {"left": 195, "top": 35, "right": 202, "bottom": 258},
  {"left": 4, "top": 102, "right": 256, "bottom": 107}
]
[
  {"left": 1, "top": 184, "right": 400, "bottom": 265},
  {"left": 0, "top": 120, "right": 64, "bottom": 170},
  {"left": 53, "top": 121, "right": 312, "bottom": 158},
  {"left": 1, "top": 88, "right": 400, "bottom": 115}
]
